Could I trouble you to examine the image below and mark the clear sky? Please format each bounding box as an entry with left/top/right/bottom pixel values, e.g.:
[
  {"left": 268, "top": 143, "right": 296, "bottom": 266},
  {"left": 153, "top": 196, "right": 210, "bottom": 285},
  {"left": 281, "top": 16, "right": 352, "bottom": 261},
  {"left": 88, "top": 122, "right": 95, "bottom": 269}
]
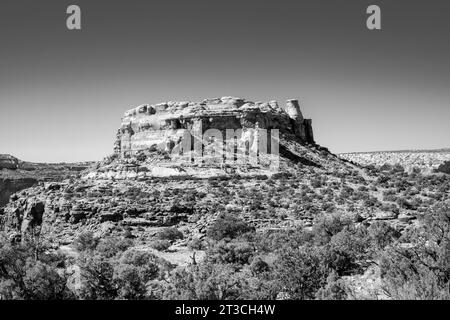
[{"left": 0, "top": 0, "right": 449, "bottom": 162}]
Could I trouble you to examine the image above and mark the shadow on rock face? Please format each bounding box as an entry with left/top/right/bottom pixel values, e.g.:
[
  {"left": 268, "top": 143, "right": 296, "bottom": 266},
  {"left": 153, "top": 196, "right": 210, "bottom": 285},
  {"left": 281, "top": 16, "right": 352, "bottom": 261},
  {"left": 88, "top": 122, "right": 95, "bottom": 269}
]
[
  {"left": 437, "top": 161, "right": 450, "bottom": 174},
  {"left": 279, "top": 144, "right": 320, "bottom": 167},
  {"left": 20, "top": 200, "right": 45, "bottom": 234},
  {"left": 0, "top": 177, "right": 38, "bottom": 207}
]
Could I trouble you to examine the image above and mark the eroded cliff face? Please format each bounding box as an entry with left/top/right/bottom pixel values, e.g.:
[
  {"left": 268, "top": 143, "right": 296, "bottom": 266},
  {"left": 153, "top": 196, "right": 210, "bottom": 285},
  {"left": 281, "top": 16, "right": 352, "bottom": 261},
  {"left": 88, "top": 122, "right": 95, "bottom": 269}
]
[{"left": 114, "top": 97, "right": 315, "bottom": 159}]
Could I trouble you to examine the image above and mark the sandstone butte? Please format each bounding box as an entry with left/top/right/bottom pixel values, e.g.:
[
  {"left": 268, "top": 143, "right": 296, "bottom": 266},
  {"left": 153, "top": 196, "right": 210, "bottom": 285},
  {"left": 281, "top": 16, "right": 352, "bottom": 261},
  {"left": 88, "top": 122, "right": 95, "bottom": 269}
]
[
  {"left": 83, "top": 96, "right": 322, "bottom": 180},
  {"left": 114, "top": 96, "right": 315, "bottom": 158}
]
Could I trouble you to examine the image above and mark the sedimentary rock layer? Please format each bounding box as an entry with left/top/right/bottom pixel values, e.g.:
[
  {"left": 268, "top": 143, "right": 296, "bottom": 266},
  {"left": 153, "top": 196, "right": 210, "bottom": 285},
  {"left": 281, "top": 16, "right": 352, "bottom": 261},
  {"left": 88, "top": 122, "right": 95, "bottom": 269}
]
[{"left": 114, "top": 97, "right": 315, "bottom": 158}]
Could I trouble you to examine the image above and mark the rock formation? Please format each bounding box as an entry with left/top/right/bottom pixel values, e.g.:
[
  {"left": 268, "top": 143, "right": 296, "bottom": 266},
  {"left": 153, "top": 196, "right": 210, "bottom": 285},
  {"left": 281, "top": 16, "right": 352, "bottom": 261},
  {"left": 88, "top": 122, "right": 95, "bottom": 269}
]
[
  {"left": 0, "top": 154, "right": 19, "bottom": 170},
  {"left": 437, "top": 161, "right": 450, "bottom": 174},
  {"left": 0, "top": 177, "right": 37, "bottom": 208},
  {"left": 0, "top": 155, "right": 92, "bottom": 207},
  {"left": 114, "top": 97, "right": 315, "bottom": 160}
]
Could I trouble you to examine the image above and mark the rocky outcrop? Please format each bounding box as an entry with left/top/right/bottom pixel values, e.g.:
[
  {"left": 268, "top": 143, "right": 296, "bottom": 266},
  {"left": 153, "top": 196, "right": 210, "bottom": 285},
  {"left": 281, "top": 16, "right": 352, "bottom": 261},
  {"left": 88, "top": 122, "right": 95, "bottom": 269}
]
[
  {"left": 1, "top": 196, "right": 45, "bottom": 239},
  {"left": 114, "top": 97, "right": 315, "bottom": 159},
  {"left": 81, "top": 97, "right": 319, "bottom": 180},
  {"left": 437, "top": 161, "right": 450, "bottom": 174},
  {"left": 0, "top": 155, "right": 93, "bottom": 207},
  {"left": 0, "top": 177, "right": 38, "bottom": 207},
  {"left": 0, "top": 154, "right": 19, "bottom": 170}
]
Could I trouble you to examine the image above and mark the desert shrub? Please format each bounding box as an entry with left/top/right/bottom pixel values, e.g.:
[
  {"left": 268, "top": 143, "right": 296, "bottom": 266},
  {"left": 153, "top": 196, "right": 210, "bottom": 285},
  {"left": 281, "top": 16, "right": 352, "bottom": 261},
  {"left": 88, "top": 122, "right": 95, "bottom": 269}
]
[
  {"left": 320, "top": 187, "right": 334, "bottom": 196},
  {"left": 303, "top": 203, "right": 320, "bottom": 215},
  {"left": 312, "top": 213, "right": 352, "bottom": 245},
  {"left": 95, "top": 237, "right": 134, "bottom": 258},
  {"left": 150, "top": 240, "right": 171, "bottom": 251},
  {"left": 325, "top": 226, "right": 369, "bottom": 275},
  {"left": 0, "top": 237, "right": 73, "bottom": 300},
  {"left": 162, "top": 262, "right": 252, "bottom": 300},
  {"left": 396, "top": 197, "right": 413, "bottom": 210},
  {"left": 379, "top": 204, "right": 450, "bottom": 299},
  {"left": 206, "top": 213, "right": 254, "bottom": 241},
  {"left": 78, "top": 254, "right": 117, "bottom": 299},
  {"left": 269, "top": 223, "right": 370, "bottom": 299},
  {"left": 157, "top": 227, "right": 184, "bottom": 242},
  {"left": 339, "top": 185, "right": 354, "bottom": 198},
  {"left": 315, "top": 271, "right": 348, "bottom": 300},
  {"left": 113, "top": 250, "right": 160, "bottom": 299},
  {"left": 357, "top": 185, "right": 368, "bottom": 192},
  {"left": 380, "top": 246, "right": 450, "bottom": 300},
  {"left": 135, "top": 151, "right": 147, "bottom": 162},
  {"left": 77, "top": 237, "right": 171, "bottom": 300},
  {"left": 321, "top": 202, "right": 336, "bottom": 213},
  {"left": 420, "top": 204, "right": 450, "bottom": 244},
  {"left": 187, "top": 238, "right": 205, "bottom": 251},
  {"left": 368, "top": 221, "right": 401, "bottom": 252},
  {"left": 252, "top": 228, "right": 313, "bottom": 253},
  {"left": 273, "top": 245, "right": 330, "bottom": 299},
  {"left": 363, "top": 196, "right": 380, "bottom": 207},
  {"left": 311, "top": 178, "right": 323, "bottom": 189},
  {"left": 123, "top": 228, "right": 134, "bottom": 239},
  {"left": 383, "top": 194, "right": 397, "bottom": 202},
  {"left": 73, "top": 231, "right": 99, "bottom": 252},
  {"left": 22, "top": 260, "right": 73, "bottom": 300},
  {"left": 391, "top": 164, "right": 405, "bottom": 174},
  {"left": 205, "top": 239, "right": 255, "bottom": 266},
  {"left": 377, "top": 175, "right": 390, "bottom": 185},
  {"left": 250, "top": 256, "right": 270, "bottom": 275}
]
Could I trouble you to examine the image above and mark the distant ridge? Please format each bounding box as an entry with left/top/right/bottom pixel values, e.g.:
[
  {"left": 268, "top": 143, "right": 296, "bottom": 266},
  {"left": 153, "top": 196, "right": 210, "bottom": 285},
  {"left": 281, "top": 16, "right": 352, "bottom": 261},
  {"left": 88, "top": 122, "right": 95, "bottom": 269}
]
[{"left": 339, "top": 148, "right": 450, "bottom": 155}]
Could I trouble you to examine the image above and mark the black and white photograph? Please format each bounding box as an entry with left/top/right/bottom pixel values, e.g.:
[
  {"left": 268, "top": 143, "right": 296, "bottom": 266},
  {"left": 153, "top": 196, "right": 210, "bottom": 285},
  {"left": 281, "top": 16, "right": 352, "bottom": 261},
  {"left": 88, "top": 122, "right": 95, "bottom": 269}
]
[{"left": 0, "top": 0, "right": 449, "bottom": 310}]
